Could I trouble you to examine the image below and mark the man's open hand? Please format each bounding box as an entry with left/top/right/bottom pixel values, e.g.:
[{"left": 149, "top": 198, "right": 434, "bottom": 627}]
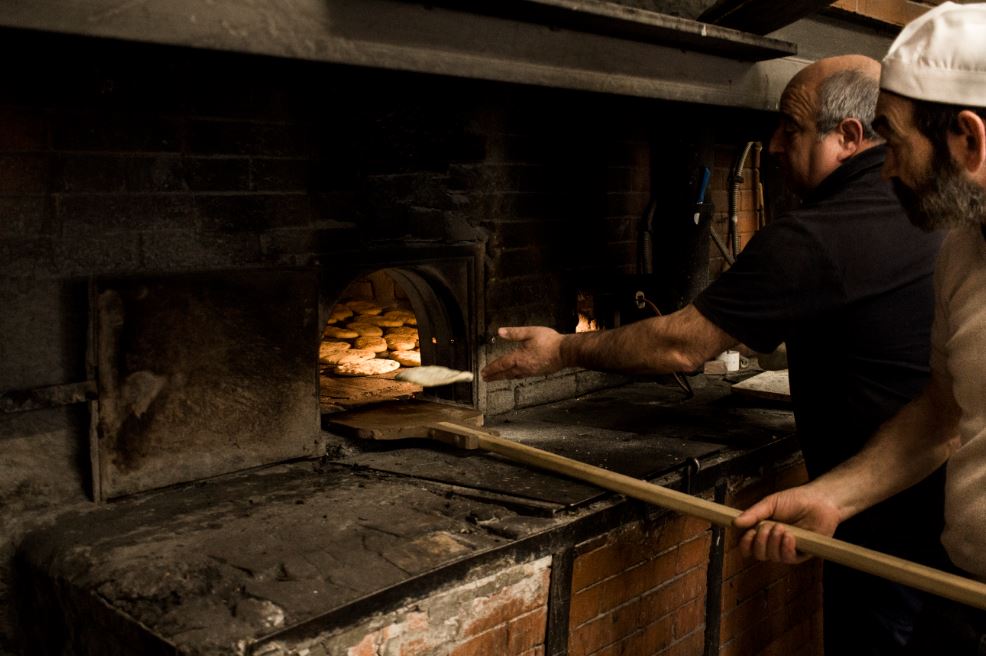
[{"left": 481, "top": 326, "right": 566, "bottom": 381}]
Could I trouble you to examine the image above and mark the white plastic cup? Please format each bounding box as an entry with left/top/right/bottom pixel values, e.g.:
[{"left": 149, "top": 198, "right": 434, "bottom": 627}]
[{"left": 717, "top": 350, "right": 740, "bottom": 372}]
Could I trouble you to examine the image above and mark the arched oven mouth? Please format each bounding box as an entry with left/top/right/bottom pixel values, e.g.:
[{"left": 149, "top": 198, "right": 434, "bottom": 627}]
[
  {"left": 316, "top": 242, "right": 481, "bottom": 417},
  {"left": 318, "top": 264, "right": 474, "bottom": 413}
]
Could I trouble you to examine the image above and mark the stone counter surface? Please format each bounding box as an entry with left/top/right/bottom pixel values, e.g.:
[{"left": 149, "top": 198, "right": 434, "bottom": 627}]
[
  {"left": 10, "top": 378, "right": 797, "bottom": 655},
  {"left": 17, "top": 463, "right": 535, "bottom": 654}
]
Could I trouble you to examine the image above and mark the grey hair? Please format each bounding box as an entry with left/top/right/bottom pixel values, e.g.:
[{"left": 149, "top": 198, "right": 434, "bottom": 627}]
[{"left": 815, "top": 68, "right": 881, "bottom": 141}]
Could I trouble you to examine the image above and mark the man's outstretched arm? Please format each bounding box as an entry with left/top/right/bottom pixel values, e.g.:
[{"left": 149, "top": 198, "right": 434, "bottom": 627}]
[{"left": 481, "top": 304, "right": 738, "bottom": 381}]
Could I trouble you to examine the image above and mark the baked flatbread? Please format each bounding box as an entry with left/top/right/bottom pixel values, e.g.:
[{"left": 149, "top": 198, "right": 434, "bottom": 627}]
[
  {"left": 320, "top": 348, "right": 377, "bottom": 366},
  {"left": 360, "top": 316, "right": 404, "bottom": 328},
  {"left": 395, "top": 366, "right": 473, "bottom": 386},
  {"left": 347, "top": 322, "right": 384, "bottom": 337},
  {"left": 330, "top": 304, "right": 353, "bottom": 316},
  {"left": 334, "top": 358, "right": 400, "bottom": 377},
  {"left": 382, "top": 310, "right": 417, "bottom": 324},
  {"left": 318, "top": 341, "right": 351, "bottom": 360},
  {"left": 354, "top": 336, "right": 388, "bottom": 352},
  {"left": 320, "top": 340, "right": 350, "bottom": 350},
  {"left": 390, "top": 350, "right": 421, "bottom": 367},
  {"left": 345, "top": 300, "right": 382, "bottom": 315},
  {"left": 386, "top": 326, "right": 419, "bottom": 338},
  {"left": 324, "top": 326, "right": 359, "bottom": 339},
  {"left": 385, "top": 335, "right": 417, "bottom": 351}
]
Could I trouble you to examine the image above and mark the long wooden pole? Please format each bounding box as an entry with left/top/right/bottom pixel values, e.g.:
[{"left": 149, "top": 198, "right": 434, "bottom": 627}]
[{"left": 429, "top": 421, "right": 986, "bottom": 611}]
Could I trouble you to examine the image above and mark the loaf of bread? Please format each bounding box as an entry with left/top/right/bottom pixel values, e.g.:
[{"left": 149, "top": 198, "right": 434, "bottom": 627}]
[
  {"left": 320, "top": 348, "right": 377, "bottom": 366},
  {"left": 347, "top": 322, "right": 384, "bottom": 337},
  {"left": 354, "top": 336, "right": 388, "bottom": 353},
  {"left": 324, "top": 326, "right": 359, "bottom": 339},
  {"left": 334, "top": 358, "right": 400, "bottom": 376},
  {"left": 390, "top": 350, "right": 421, "bottom": 367},
  {"left": 385, "top": 335, "right": 416, "bottom": 351}
]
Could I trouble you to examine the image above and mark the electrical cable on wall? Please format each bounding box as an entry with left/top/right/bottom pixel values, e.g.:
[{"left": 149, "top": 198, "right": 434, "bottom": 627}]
[{"left": 728, "top": 141, "right": 755, "bottom": 259}]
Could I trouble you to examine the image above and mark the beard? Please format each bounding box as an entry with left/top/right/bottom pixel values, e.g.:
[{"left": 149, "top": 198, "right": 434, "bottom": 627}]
[{"left": 892, "top": 150, "right": 986, "bottom": 232}]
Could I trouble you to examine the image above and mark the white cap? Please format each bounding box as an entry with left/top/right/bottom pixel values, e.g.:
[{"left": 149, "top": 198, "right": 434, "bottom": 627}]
[{"left": 881, "top": 2, "right": 986, "bottom": 107}]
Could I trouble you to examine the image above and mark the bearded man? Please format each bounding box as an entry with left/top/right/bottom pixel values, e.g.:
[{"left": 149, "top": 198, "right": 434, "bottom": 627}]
[{"left": 735, "top": 4, "right": 986, "bottom": 654}]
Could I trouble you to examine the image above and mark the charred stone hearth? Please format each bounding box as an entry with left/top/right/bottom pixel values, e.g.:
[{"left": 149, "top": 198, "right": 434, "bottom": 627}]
[{"left": 14, "top": 379, "right": 799, "bottom": 655}]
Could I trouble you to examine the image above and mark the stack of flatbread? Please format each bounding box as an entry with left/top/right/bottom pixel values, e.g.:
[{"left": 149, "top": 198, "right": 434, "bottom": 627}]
[{"left": 319, "top": 299, "right": 423, "bottom": 377}]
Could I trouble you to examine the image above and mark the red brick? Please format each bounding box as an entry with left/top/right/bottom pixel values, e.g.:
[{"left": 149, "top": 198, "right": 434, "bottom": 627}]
[
  {"left": 463, "top": 577, "right": 547, "bottom": 637},
  {"left": 720, "top": 580, "right": 823, "bottom": 656},
  {"left": 349, "top": 633, "right": 380, "bottom": 656},
  {"left": 588, "top": 613, "right": 673, "bottom": 656},
  {"left": 720, "top": 615, "right": 773, "bottom": 656},
  {"left": 765, "top": 563, "right": 821, "bottom": 611},
  {"left": 572, "top": 523, "right": 674, "bottom": 591},
  {"left": 507, "top": 607, "right": 547, "bottom": 654},
  {"left": 760, "top": 613, "right": 823, "bottom": 656},
  {"left": 450, "top": 625, "right": 509, "bottom": 656},
  {"left": 568, "top": 597, "right": 645, "bottom": 656},
  {"left": 736, "top": 212, "right": 758, "bottom": 233},
  {"left": 570, "top": 550, "right": 677, "bottom": 627},
  {"left": 720, "top": 588, "right": 769, "bottom": 643},
  {"left": 722, "top": 540, "right": 758, "bottom": 580},
  {"left": 638, "top": 568, "right": 706, "bottom": 621},
  {"left": 517, "top": 647, "right": 545, "bottom": 656},
  {"left": 665, "top": 629, "right": 704, "bottom": 656},
  {"left": 672, "top": 596, "right": 705, "bottom": 640},
  {"left": 678, "top": 515, "right": 712, "bottom": 540},
  {"left": 399, "top": 637, "right": 430, "bottom": 656},
  {"left": 676, "top": 532, "right": 711, "bottom": 574},
  {"left": 636, "top": 613, "right": 676, "bottom": 655},
  {"left": 721, "top": 559, "right": 790, "bottom": 609}
]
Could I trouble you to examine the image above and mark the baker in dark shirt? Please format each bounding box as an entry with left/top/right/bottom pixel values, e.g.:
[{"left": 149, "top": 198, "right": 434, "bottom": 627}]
[{"left": 482, "top": 55, "right": 945, "bottom": 654}]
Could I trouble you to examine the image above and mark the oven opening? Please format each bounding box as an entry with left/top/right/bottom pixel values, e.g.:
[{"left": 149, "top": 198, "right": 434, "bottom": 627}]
[{"left": 319, "top": 266, "right": 473, "bottom": 412}]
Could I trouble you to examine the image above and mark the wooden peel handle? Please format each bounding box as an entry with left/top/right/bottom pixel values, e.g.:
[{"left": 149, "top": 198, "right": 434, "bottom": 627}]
[{"left": 428, "top": 421, "right": 986, "bottom": 612}]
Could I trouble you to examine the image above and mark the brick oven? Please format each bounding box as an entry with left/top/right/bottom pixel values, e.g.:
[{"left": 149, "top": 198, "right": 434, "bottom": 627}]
[{"left": 0, "top": 2, "right": 902, "bottom": 655}]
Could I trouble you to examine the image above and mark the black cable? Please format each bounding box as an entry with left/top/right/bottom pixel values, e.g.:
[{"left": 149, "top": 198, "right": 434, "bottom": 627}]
[{"left": 639, "top": 296, "right": 694, "bottom": 398}]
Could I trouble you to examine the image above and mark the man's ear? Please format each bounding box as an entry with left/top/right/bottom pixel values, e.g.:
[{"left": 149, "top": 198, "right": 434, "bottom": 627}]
[
  {"left": 835, "top": 118, "right": 865, "bottom": 160},
  {"left": 952, "top": 110, "right": 986, "bottom": 177}
]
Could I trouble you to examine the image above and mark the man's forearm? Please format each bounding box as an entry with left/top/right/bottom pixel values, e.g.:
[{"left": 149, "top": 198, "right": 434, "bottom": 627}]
[
  {"left": 558, "top": 305, "right": 736, "bottom": 375},
  {"left": 812, "top": 375, "right": 960, "bottom": 523}
]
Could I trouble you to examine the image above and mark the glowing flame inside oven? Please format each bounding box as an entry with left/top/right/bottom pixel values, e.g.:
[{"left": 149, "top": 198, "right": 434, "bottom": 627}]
[{"left": 575, "top": 313, "right": 598, "bottom": 333}]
